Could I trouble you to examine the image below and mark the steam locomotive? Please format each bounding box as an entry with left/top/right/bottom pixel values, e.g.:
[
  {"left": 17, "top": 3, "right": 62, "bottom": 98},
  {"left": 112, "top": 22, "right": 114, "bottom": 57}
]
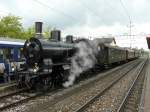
[
  {"left": 17, "top": 22, "right": 77, "bottom": 89},
  {"left": 17, "top": 22, "right": 140, "bottom": 90}
]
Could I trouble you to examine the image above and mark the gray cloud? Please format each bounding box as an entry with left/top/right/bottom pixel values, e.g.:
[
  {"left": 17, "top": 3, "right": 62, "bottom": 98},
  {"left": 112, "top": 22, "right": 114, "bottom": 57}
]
[
  {"left": 1, "top": 0, "right": 150, "bottom": 28},
  {"left": 0, "top": 0, "right": 150, "bottom": 49}
]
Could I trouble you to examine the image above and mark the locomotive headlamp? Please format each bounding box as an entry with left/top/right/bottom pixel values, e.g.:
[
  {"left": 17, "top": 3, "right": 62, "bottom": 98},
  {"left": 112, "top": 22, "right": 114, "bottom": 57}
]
[
  {"left": 33, "top": 68, "right": 38, "bottom": 73},
  {"left": 12, "top": 67, "right": 15, "bottom": 72},
  {"left": 11, "top": 64, "right": 16, "bottom": 72},
  {"left": 33, "top": 63, "right": 39, "bottom": 73}
]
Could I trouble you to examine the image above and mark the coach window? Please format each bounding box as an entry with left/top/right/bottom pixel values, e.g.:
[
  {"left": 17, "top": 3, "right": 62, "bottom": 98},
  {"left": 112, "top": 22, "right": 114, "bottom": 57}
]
[
  {"left": 18, "top": 49, "right": 20, "bottom": 59},
  {"left": 18, "top": 48, "right": 24, "bottom": 59},
  {"left": 3, "top": 48, "right": 13, "bottom": 60},
  {"left": 11, "top": 49, "right": 13, "bottom": 59},
  {"left": 0, "top": 49, "right": 3, "bottom": 59}
]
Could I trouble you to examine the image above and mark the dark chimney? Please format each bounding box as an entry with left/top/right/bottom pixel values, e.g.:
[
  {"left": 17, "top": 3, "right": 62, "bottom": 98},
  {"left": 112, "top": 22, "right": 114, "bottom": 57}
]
[
  {"left": 50, "top": 30, "right": 61, "bottom": 41},
  {"left": 66, "top": 35, "right": 73, "bottom": 43},
  {"left": 35, "top": 22, "right": 43, "bottom": 38}
]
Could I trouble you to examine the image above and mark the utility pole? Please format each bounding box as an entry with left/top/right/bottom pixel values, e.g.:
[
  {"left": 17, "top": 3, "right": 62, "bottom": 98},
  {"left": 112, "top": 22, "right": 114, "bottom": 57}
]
[{"left": 128, "top": 21, "right": 134, "bottom": 48}]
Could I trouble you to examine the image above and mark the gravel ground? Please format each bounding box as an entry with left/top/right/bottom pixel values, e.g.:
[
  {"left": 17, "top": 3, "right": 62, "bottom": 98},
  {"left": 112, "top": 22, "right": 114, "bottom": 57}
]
[
  {"left": 0, "top": 85, "right": 18, "bottom": 97},
  {"left": 121, "top": 61, "right": 147, "bottom": 112},
  {"left": 2, "top": 59, "right": 142, "bottom": 112},
  {"left": 84, "top": 60, "right": 146, "bottom": 112}
]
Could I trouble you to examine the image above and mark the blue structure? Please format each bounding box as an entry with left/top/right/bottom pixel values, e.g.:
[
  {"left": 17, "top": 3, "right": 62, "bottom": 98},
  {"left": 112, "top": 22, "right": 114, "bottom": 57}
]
[
  {"left": 0, "top": 38, "right": 25, "bottom": 83},
  {"left": 0, "top": 39, "right": 24, "bottom": 61}
]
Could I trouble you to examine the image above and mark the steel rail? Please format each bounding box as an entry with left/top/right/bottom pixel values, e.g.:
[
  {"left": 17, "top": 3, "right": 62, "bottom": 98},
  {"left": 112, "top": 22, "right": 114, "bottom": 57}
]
[
  {"left": 0, "top": 91, "right": 42, "bottom": 111},
  {"left": 0, "top": 88, "right": 28, "bottom": 99},
  {"left": 117, "top": 59, "right": 147, "bottom": 112},
  {"left": 0, "top": 86, "right": 60, "bottom": 111}
]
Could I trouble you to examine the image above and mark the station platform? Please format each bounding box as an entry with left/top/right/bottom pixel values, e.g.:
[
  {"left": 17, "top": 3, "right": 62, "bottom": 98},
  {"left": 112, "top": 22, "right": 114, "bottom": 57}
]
[{"left": 143, "top": 59, "right": 150, "bottom": 112}]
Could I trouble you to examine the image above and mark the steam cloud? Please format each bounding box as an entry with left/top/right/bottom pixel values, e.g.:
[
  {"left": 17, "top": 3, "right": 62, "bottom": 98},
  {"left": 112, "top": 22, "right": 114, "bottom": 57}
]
[{"left": 63, "top": 39, "right": 98, "bottom": 87}]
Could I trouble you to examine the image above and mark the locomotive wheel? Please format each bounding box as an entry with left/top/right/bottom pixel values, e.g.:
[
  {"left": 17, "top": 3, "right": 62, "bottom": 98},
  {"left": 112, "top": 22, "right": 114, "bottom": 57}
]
[
  {"left": 35, "top": 81, "right": 43, "bottom": 91},
  {"left": 43, "top": 76, "right": 53, "bottom": 91},
  {"left": 25, "top": 79, "right": 35, "bottom": 89},
  {"left": 53, "top": 72, "right": 64, "bottom": 88},
  {"left": 51, "top": 65, "right": 72, "bottom": 88},
  {"left": 63, "top": 70, "right": 70, "bottom": 82},
  {"left": 35, "top": 76, "right": 53, "bottom": 91},
  {"left": 51, "top": 66, "right": 66, "bottom": 88}
]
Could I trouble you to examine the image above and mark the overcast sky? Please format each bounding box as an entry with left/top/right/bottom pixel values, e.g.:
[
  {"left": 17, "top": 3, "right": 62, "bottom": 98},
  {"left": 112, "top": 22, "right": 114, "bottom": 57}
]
[{"left": 0, "top": 0, "right": 150, "bottom": 49}]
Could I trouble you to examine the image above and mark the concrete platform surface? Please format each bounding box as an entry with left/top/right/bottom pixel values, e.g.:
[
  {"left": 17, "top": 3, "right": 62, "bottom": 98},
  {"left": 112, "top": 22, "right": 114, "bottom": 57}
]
[{"left": 144, "top": 59, "right": 150, "bottom": 112}]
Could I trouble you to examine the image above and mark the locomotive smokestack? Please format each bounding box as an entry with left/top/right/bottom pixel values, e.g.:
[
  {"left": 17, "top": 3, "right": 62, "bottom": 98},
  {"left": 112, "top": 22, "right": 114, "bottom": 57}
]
[
  {"left": 35, "top": 22, "right": 43, "bottom": 38},
  {"left": 66, "top": 35, "right": 73, "bottom": 43},
  {"left": 50, "top": 30, "right": 61, "bottom": 41}
]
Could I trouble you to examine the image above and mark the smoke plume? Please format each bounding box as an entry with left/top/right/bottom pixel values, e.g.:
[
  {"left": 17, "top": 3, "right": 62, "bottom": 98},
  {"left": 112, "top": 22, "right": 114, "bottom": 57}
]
[{"left": 63, "top": 39, "right": 98, "bottom": 87}]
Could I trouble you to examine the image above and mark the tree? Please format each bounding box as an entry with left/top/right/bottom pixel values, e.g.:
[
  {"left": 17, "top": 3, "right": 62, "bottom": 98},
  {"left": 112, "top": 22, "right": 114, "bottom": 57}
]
[
  {"left": 43, "top": 26, "right": 51, "bottom": 39},
  {"left": 0, "top": 14, "right": 24, "bottom": 39},
  {"left": 23, "top": 25, "right": 51, "bottom": 39},
  {"left": 0, "top": 14, "right": 52, "bottom": 39},
  {"left": 22, "top": 25, "right": 35, "bottom": 39}
]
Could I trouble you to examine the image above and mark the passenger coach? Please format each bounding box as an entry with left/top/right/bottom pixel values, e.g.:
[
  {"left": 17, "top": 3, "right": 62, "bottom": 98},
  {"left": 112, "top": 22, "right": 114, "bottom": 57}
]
[{"left": 0, "top": 38, "right": 25, "bottom": 83}]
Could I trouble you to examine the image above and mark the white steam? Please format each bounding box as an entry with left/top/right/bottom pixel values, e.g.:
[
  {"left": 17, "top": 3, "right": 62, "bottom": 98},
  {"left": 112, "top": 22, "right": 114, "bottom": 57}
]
[{"left": 63, "top": 40, "right": 98, "bottom": 87}]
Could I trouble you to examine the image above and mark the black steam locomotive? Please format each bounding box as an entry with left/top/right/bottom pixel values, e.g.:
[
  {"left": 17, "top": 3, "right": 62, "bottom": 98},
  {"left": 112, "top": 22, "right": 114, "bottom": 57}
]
[
  {"left": 17, "top": 22, "right": 140, "bottom": 90},
  {"left": 17, "top": 22, "right": 77, "bottom": 89}
]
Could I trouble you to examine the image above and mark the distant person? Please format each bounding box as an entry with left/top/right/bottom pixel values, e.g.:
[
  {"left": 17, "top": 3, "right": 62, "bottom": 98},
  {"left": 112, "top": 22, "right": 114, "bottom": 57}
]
[
  {"left": 4, "top": 59, "right": 11, "bottom": 83},
  {"left": 0, "top": 63, "right": 5, "bottom": 82},
  {"left": 0, "top": 63, "right": 5, "bottom": 74}
]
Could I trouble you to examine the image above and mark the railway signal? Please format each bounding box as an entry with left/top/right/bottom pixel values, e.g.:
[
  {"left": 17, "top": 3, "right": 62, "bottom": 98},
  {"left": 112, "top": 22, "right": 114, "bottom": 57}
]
[{"left": 146, "top": 37, "right": 150, "bottom": 49}]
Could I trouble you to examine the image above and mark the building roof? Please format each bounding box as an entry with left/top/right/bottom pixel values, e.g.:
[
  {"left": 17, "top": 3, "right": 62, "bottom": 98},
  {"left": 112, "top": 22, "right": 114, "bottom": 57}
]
[{"left": 93, "top": 37, "right": 116, "bottom": 45}]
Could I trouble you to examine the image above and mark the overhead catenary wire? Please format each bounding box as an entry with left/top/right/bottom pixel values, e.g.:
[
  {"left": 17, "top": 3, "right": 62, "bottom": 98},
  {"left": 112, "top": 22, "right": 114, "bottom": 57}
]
[
  {"left": 102, "top": 0, "right": 130, "bottom": 26},
  {"left": 119, "top": 0, "right": 131, "bottom": 22},
  {"left": 78, "top": 0, "right": 106, "bottom": 24},
  {"left": 119, "top": 0, "right": 135, "bottom": 48},
  {"left": 32, "top": 0, "right": 79, "bottom": 22}
]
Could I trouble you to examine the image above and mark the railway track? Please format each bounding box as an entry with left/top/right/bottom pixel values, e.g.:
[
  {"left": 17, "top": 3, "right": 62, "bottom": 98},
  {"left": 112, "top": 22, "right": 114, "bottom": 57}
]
[
  {"left": 74, "top": 60, "right": 146, "bottom": 112},
  {"left": 117, "top": 60, "right": 147, "bottom": 112},
  {"left": 0, "top": 86, "right": 63, "bottom": 112},
  {"left": 0, "top": 81, "right": 16, "bottom": 88},
  {"left": 0, "top": 83, "right": 61, "bottom": 111},
  {"left": 20, "top": 59, "right": 143, "bottom": 112},
  {"left": 0, "top": 82, "right": 17, "bottom": 92},
  {"left": 0, "top": 88, "right": 43, "bottom": 111},
  {"left": 0, "top": 88, "right": 28, "bottom": 99}
]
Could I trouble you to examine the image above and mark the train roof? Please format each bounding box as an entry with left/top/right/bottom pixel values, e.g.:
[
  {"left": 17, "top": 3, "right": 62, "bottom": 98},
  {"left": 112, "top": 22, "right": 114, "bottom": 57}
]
[
  {"left": 104, "top": 44, "right": 126, "bottom": 50},
  {"left": 0, "top": 37, "right": 25, "bottom": 47},
  {"left": 93, "top": 38, "right": 116, "bottom": 45}
]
